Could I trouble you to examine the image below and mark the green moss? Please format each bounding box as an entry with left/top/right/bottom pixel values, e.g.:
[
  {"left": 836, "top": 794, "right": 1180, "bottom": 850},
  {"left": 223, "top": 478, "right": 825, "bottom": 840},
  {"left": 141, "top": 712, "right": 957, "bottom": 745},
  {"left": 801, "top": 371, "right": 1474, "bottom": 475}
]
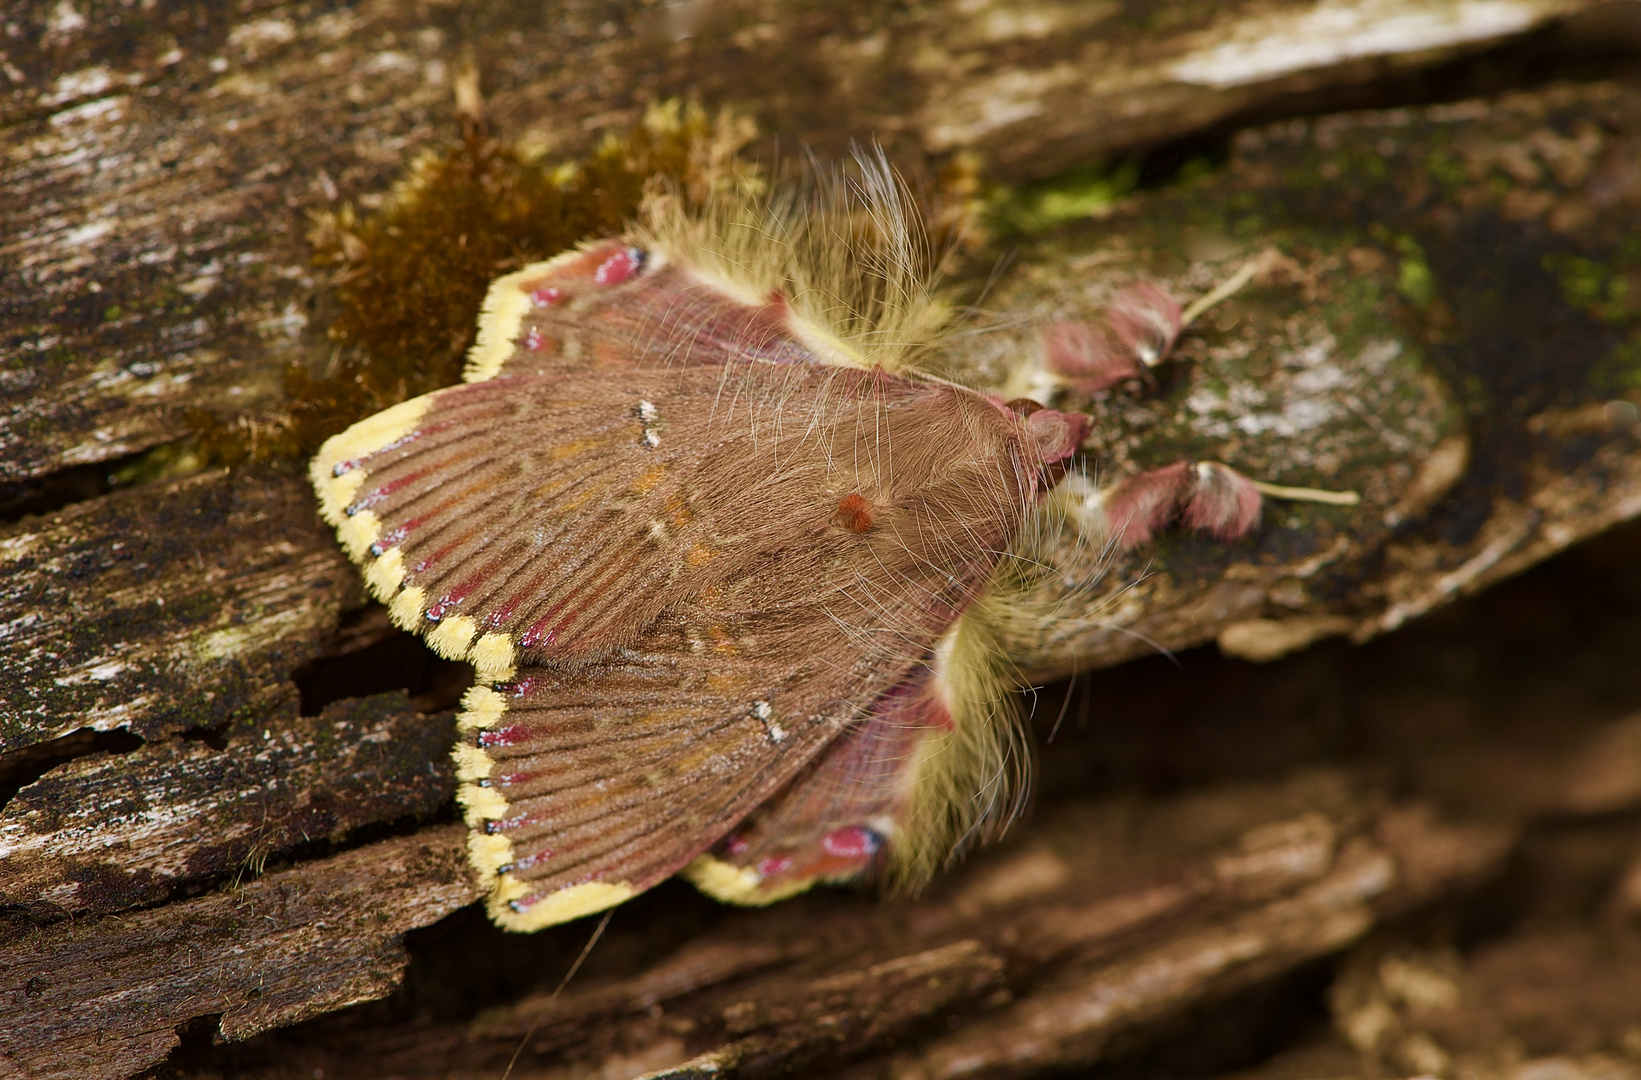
[
  {"left": 1543, "top": 252, "right": 1637, "bottom": 326},
  {"left": 1589, "top": 329, "right": 1641, "bottom": 394},
  {"left": 1426, "top": 147, "right": 1468, "bottom": 188},
  {"left": 193, "top": 102, "right": 756, "bottom": 466},
  {"left": 1369, "top": 228, "right": 1436, "bottom": 309},
  {"left": 989, "top": 161, "right": 1142, "bottom": 235},
  {"left": 1353, "top": 147, "right": 1390, "bottom": 182},
  {"left": 106, "top": 440, "right": 205, "bottom": 489},
  {"left": 1396, "top": 243, "right": 1436, "bottom": 309}
]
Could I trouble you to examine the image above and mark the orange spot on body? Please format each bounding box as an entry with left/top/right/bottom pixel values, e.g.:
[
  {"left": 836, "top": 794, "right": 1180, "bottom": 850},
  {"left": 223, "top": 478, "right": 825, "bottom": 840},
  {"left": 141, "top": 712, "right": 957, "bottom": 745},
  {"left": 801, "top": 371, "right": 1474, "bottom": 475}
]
[
  {"left": 834, "top": 492, "right": 874, "bottom": 533},
  {"left": 685, "top": 544, "right": 715, "bottom": 566}
]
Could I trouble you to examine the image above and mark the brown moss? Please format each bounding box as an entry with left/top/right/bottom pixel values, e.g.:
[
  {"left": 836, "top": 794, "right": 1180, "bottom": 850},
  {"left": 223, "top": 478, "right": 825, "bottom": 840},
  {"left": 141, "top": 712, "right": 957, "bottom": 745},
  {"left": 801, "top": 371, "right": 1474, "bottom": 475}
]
[{"left": 194, "top": 101, "right": 757, "bottom": 465}]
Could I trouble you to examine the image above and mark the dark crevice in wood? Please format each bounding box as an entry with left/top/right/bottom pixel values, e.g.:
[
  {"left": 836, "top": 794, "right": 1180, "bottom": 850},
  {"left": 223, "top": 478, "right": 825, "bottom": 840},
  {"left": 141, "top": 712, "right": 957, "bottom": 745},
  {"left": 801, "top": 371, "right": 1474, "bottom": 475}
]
[
  {"left": 221, "top": 800, "right": 464, "bottom": 887},
  {"left": 4, "top": 794, "right": 466, "bottom": 944},
  {"left": 0, "top": 438, "right": 200, "bottom": 525},
  {"left": 0, "top": 454, "right": 133, "bottom": 525},
  {"left": 1085, "top": 960, "right": 1337, "bottom": 1080},
  {"left": 139, "top": 1011, "right": 227, "bottom": 1080},
  {"left": 178, "top": 721, "right": 231, "bottom": 752},
  {"left": 291, "top": 605, "right": 474, "bottom": 717},
  {"left": 0, "top": 726, "right": 144, "bottom": 810}
]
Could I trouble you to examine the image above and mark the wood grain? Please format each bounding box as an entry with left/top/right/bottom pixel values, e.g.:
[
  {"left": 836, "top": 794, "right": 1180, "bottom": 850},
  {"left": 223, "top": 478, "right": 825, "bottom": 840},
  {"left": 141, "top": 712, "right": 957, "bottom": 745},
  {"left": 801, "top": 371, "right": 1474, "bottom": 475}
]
[
  {"left": 0, "top": 467, "right": 352, "bottom": 753},
  {"left": 1, "top": 0, "right": 1621, "bottom": 482},
  {"left": 0, "top": 825, "right": 478, "bottom": 1080},
  {"left": 0, "top": 691, "right": 454, "bottom": 917},
  {"left": 2, "top": 1, "right": 1639, "bottom": 1077}
]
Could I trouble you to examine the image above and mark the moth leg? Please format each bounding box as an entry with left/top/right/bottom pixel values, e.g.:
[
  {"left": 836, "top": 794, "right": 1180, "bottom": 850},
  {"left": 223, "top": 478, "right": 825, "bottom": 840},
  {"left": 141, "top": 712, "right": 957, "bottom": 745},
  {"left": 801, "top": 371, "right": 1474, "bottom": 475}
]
[
  {"left": 1011, "top": 252, "right": 1276, "bottom": 402},
  {"left": 1049, "top": 460, "right": 1359, "bottom": 553}
]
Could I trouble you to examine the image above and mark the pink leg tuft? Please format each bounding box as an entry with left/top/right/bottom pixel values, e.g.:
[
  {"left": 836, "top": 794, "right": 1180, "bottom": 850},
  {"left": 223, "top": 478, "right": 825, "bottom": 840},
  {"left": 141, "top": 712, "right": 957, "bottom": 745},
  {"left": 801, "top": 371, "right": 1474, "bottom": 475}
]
[
  {"left": 1099, "top": 462, "right": 1194, "bottom": 550},
  {"left": 1040, "top": 319, "right": 1141, "bottom": 393},
  {"left": 1105, "top": 282, "right": 1183, "bottom": 368},
  {"left": 1025, "top": 408, "right": 1091, "bottom": 467},
  {"left": 1098, "top": 460, "right": 1264, "bottom": 551},
  {"left": 1182, "top": 462, "right": 1263, "bottom": 540}
]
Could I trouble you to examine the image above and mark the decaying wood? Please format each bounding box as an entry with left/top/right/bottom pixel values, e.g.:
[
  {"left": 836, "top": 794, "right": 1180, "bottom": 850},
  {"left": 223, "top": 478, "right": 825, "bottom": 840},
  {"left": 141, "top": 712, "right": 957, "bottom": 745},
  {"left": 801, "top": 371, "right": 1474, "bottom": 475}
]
[
  {"left": 80, "top": 773, "right": 1508, "bottom": 1080},
  {"left": 0, "top": 690, "right": 454, "bottom": 916},
  {"left": 1, "top": 0, "right": 1629, "bottom": 485},
  {"left": 3, "top": 1, "right": 1641, "bottom": 1078},
  {"left": 0, "top": 468, "right": 353, "bottom": 752},
  {"left": 0, "top": 826, "right": 477, "bottom": 1080}
]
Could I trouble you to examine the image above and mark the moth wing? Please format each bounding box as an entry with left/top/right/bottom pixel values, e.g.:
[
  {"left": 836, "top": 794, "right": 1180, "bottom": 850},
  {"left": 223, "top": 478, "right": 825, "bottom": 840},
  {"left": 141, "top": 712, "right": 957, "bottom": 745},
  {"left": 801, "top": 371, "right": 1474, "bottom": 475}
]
[
  {"left": 463, "top": 239, "right": 810, "bottom": 384},
  {"left": 452, "top": 642, "right": 847, "bottom": 930},
  {"left": 312, "top": 363, "right": 844, "bottom": 675},
  {"left": 684, "top": 661, "right": 1025, "bottom": 905},
  {"left": 311, "top": 363, "right": 1049, "bottom": 680},
  {"left": 311, "top": 371, "right": 679, "bottom": 677}
]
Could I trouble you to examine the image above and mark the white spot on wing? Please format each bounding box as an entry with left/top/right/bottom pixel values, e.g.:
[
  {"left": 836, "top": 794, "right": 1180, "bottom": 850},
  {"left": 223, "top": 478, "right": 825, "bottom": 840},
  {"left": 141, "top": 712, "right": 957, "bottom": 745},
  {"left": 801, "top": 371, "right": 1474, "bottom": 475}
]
[{"left": 751, "top": 700, "right": 786, "bottom": 744}]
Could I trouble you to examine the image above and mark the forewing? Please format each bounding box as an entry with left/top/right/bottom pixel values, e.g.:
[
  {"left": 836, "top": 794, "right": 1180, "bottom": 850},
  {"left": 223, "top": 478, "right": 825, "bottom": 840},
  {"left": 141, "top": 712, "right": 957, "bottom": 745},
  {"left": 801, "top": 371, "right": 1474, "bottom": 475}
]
[
  {"left": 311, "top": 363, "right": 1043, "bottom": 679},
  {"left": 463, "top": 239, "right": 809, "bottom": 384}
]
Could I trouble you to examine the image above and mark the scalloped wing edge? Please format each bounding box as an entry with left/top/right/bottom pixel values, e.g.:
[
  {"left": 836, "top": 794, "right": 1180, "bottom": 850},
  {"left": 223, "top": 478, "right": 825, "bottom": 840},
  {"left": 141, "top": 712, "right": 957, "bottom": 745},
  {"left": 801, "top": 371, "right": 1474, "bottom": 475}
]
[
  {"left": 451, "top": 683, "right": 637, "bottom": 931},
  {"left": 309, "top": 395, "right": 520, "bottom": 681}
]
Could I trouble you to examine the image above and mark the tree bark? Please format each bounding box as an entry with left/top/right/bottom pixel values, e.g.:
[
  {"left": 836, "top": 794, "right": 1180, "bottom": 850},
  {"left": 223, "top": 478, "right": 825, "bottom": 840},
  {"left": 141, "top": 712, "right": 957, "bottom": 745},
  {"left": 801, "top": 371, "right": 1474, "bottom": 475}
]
[{"left": 3, "top": 2, "right": 1641, "bottom": 1078}]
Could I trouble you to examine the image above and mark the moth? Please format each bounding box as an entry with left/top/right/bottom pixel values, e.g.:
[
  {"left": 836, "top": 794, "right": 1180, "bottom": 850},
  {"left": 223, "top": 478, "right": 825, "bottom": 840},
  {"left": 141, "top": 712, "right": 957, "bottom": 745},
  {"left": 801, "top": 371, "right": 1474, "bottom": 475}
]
[{"left": 310, "top": 163, "right": 1278, "bottom": 930}]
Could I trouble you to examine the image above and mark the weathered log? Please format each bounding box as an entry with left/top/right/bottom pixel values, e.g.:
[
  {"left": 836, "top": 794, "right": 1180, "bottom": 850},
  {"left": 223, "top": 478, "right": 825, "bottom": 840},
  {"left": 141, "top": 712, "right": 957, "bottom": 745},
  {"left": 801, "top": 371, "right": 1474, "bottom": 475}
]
[
  {"left": 0, "top": 468, "right": 352, "bottom": 753},
  {"left": 121, "top": 774, "right": 1510, "bottom": 1080},
  {"left": 7, "top": 79, "right": 1640, "bottom": 735},
  {"left": 0, "top": 826, "right": 476, "bottom": 1080},
  {"left": 0, "top": 691, "right": 454, "bottom": 917},
  {"left": 4, "top": 1, "right": 1641, "bottom": 1077},
  {"left": 2, "top": 0, "right": 1629, "bottom": 484}
]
